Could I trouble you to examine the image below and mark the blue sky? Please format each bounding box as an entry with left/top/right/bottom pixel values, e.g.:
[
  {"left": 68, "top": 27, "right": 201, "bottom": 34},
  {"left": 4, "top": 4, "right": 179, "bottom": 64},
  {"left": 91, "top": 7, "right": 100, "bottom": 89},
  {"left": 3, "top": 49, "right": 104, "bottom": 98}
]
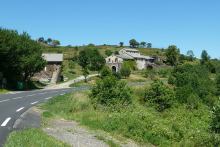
[{"left": 1, "top": 0, "right": 219, "bottom": 58}]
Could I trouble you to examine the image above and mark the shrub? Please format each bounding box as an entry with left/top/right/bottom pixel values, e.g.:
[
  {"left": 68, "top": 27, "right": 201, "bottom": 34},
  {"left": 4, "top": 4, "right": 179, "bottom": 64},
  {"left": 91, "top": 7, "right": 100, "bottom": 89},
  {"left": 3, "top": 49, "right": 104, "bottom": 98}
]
[
  {"left": 120, "top": 64, "right": 131, "bottom": 78},
  {"left": 144, "top": 80, "right": 175, "bottom": 111},
  {"left": 216, "top": 74, "right": 220, "bottom": 96},
  {"left": 91, "top": 76, "right": 132, "bottom": 109},
  {"left": 168, "top": 75, "right": 175, "bottom": 85},
  {"left": 172, "top": 64, "right": 217, "bottom": 107},
  {"left": 211, "top": 104, "right": 220, "bottom": 133},
  {"left": 100, "top": 66, "right": 112, "bottom": 79}
]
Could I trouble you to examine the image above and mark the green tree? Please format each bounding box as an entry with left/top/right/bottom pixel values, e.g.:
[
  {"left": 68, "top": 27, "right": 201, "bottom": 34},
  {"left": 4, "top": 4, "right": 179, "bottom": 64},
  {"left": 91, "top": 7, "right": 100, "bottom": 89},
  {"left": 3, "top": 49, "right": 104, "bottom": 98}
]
[
  {"left": 165, "top": 45, "right": 180, "bottom": 66},
  {"left": 37, "top": 37, "right": 44, "bottom": 43},
  {"left": 105, "top": 50, "right": 113, "bottom": 56},
  {"left": 52, "top": 40, "right": 60, "bottom": 47},
  {"left": 119, "top": 42, "right": 124, "bottom": 47},
  {"left": 78, "top": 49, "right": 105, "bottom": 72},
  {"left": 201, "top": 50, "right": 210, "bottom": 65},
  {"left": 47, "top": 38, "right": 52, "bottom": 45},
  {"left": 187, "top": 50, "right": 194, "bottom": 61},
  {"left": 147, "top": 43, "right": 152, "bottom": 48},
  {"left": 144, "top": 80, "right": 175, "bottom": 112},
  {"left": 129, "top": 39, "right": 139, "bottom": 48},
  {"left": 82, "top": 67, "right": 89, "bottom": 82},
  {"left": 0, "top": 29, "right": 46, "bottom": 88},
  {"left": 140, "top": 41, "right": 146, "bottom": 47}
]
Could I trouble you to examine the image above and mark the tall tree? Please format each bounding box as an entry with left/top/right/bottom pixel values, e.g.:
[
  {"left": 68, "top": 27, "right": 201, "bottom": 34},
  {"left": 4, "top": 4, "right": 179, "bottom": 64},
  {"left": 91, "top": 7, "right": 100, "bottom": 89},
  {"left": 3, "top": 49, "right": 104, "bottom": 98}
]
[
  {"left": 119, "top": 42, "right": 124, "bottom": 47},
  {"left": 201, "top": 50, "right": 210, "bottom": 65},
  {"left": 165, "top": 45, "right": 180, "bottom": 66},
  {"left": 47, "top": 38, "right": 52, "bottom": 45},
  {"left": 52, "top": 40, "right": 60, "bottom": 47},
  {"left": 37, "top": 37, "right": 44, "bottom": 43},
  {"left": 140, "top": 42, "right": 146, "bottom": 47},
  {"left": 0, "top": 29, "right": 46, "bottom": 88},
  {"left": 129, "top": 39, "right": 139, "bottom": 48},
  {"left": 147, "top": 43, "right": 152, "bottom": 48},
  {"left": 187, "top": 50, "right": 194, "bottom": 61}
]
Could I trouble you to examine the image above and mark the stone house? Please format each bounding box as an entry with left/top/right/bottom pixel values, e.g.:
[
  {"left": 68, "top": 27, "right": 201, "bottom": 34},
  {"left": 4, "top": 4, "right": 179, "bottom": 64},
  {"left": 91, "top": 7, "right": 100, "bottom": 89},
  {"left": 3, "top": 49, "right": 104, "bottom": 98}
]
[
  {"left": 34, "top": 53, "right": 63, "bottom": 84},
  {"left": 105, "top": 48, "right": 156, "bottom": 72}
]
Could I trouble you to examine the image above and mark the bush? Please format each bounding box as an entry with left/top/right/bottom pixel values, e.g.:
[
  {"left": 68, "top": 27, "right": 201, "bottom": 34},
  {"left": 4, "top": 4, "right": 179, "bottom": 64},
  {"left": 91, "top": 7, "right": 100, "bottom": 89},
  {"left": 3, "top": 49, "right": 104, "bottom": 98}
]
[
  {"left": 168, "top": 75, "right": 175, "bottom": 85},
  {"left": 172, "top": 64, "right": 217, "bottom": 107},
  {"left": 120, "top": 64, "right": 131, "bottom": 78},
  {"left": 100, "top": 66, "right": 112, "bottom": 79},
  {"left": 144, "top": 80, "right": 175, "bottom": 112},
  {"left": 216, "top": 74, "right": 220, "bottom": 96},
  {"left": 91, "top": 76, "right": 132, "bottom": 109},
  {"left": 211, "top": 104, "right": 220, "bottom": 133},
  {"left": 143, "top": 69, "right": 157, "bottom": 80}
]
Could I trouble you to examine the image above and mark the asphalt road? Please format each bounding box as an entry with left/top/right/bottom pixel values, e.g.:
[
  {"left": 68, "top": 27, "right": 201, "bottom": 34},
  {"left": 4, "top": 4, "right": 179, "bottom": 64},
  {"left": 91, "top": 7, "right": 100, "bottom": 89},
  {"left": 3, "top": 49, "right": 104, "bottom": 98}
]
[{"left": 0, "top": 87, "right": 89, "bottom": 147}]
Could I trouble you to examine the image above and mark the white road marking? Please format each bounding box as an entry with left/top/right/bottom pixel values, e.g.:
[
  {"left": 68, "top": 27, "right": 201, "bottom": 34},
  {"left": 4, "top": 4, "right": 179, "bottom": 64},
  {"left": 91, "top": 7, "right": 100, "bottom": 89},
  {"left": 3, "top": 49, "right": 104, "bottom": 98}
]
[
  {"left": 31, "top": 101, "right": 39, "bottom": 105},
  {"left": 27, "top": 94, "right": 36, "bottom": 97},
  {"left": 0, "top": 99, "right": 10, "bottom": 103},
  {"left": 1, "top": 117, "right": 11, "bottom": 127},
  {"left": 16, "top": 107, "right": 24, "bottom": 112},
  {"left": 45, "top": 97, "right": 52, "bottom": 100},
  {"left": 12, "top": 97, "right": 23, "bottom": 100}
]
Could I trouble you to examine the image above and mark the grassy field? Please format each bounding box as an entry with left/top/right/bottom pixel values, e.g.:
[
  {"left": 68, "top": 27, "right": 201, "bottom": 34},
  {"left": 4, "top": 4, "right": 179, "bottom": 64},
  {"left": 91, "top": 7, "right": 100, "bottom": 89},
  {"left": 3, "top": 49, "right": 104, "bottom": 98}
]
[
  {"left": 41, "top": 85, "right": 216, "bottom": 146},
  {"left": 4, "top": 128, "right": 69, "bottom": 147}
]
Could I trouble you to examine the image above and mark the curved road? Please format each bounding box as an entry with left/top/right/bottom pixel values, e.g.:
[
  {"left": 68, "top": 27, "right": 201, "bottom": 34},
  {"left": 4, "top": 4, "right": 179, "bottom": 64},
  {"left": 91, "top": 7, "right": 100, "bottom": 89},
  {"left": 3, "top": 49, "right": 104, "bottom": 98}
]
[{"left": 0, "top": 87, "right": 89, "bottom": 147}]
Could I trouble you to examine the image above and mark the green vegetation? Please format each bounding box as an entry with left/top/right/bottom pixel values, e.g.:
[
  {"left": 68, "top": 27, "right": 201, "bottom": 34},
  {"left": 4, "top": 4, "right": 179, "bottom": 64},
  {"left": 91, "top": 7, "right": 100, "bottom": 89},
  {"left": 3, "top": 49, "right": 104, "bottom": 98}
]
[
  {"left": 0, "top": 28, "right": 46, "bottom": 89},
  {"left": 144, "top": 80, "right": 175, "bottom": 112},
  {"left": 0, "top": 89, "right": 9, "bottom": 94},
  {"left": 5, "top": 128, "right": 69, "bottom": 147},
  {"left": 91, "top": 76, "right": 132, "bottom": 109},
  {"left": 42, "top": 50, "right": 220, "bottom": 146}
]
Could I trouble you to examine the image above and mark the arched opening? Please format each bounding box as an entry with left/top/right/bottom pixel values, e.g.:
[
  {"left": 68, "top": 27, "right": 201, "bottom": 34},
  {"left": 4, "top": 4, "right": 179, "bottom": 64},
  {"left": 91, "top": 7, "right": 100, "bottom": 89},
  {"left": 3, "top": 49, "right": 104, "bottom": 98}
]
[{"left": 112, "top": 66, "right": 117, "bottom": 73}]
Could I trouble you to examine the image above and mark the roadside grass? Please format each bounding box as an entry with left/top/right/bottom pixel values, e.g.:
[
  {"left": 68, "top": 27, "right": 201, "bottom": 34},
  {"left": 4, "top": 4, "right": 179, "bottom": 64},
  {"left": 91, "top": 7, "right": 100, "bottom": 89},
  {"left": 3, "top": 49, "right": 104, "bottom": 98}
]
[
  {"left": 0, "top": 89, "right": 9, "bottom": 94},
  {"left": 41, "top": 88, "right": 215, "bottom": 146},
  {"left": 4, "top": 128, "right": 70, "bottom": 147}
]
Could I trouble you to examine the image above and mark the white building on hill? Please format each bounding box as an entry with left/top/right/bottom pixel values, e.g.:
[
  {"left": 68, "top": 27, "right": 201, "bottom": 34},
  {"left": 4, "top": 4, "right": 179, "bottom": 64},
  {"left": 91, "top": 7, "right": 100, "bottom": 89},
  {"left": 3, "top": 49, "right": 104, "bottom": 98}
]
[{"left": 105, "top": 48, "right": 156, "bottom": 72}]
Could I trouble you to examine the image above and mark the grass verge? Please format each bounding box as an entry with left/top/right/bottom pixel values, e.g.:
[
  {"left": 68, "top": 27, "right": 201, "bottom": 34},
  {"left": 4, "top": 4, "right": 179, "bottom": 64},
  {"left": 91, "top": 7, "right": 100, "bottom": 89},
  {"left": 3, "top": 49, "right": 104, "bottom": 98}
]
[
  {"left": 41, "top": 88, "right": 219, "bottom": 147},
  {"left": 4, "top": 128, "right": 70, "bottom": 147}
]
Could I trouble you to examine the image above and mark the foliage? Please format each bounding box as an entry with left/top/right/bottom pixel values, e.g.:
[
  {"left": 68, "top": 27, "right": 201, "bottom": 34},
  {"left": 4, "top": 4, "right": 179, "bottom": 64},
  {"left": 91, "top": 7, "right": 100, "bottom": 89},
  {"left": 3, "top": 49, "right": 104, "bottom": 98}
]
[
  {"left": 100, "top": 66, "right": 112, "bottom": 78},
  {"left": 129, "top": 39, "right": 139, "bottom": 48},
  {"left": 78, "top": 48, "right": 105, "bottom": 72},
  {"left": 119, "top": 42, "right": 124, "bottom": 47},
  {"left": 91, "top": 76, "right": 132, "bottom": 109},
  {"left": 43, "top": 89, "right": 217, "bottom": 147},
  {"left": 211, "top": 103, "right": 220, "bottom": 134},
  {"left": 216, "top": 74, "right": 220, "bottom": 96},
  {"left": 120, "top": 63, "right": 131, "bottom": 78},
  {"left": 201, "top": 50, "right": 210, "bottom": 65},
  {"left": 5, "top": 128, "right": 69, "bottom": 147},
  {"left": 105, "top": 50, "right": 113, "bottom": 56},
  {"left": 147, "top": 43, "right": 152, "bottom": 48},
  {"left": 144, "top": 80, "right": 175, "bottom": 111},
  {"left": 165, "top": 45, "right": 180, "bottom": 66},
  {"left": 140, "top": 41, "right": 146, "bottom": 48},
  {"left": 51, "top": 40, "right": 60, "bottom": 47},
  {"left": 171, "top": 64, "right": 217, "bottom": 107},
  {"left": 187, "top": 50, "right": 195, "bottom": 61},
  {"left": 0, "top": 28, "right": 46, "bottom": 89}
]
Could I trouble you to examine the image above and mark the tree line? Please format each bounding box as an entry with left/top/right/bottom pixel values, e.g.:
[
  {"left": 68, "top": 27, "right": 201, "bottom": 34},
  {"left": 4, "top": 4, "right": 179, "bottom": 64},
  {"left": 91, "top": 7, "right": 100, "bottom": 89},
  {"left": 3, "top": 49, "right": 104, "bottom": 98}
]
[{"left": 0, "top": 28, "right": 46, "bottom": 89}]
